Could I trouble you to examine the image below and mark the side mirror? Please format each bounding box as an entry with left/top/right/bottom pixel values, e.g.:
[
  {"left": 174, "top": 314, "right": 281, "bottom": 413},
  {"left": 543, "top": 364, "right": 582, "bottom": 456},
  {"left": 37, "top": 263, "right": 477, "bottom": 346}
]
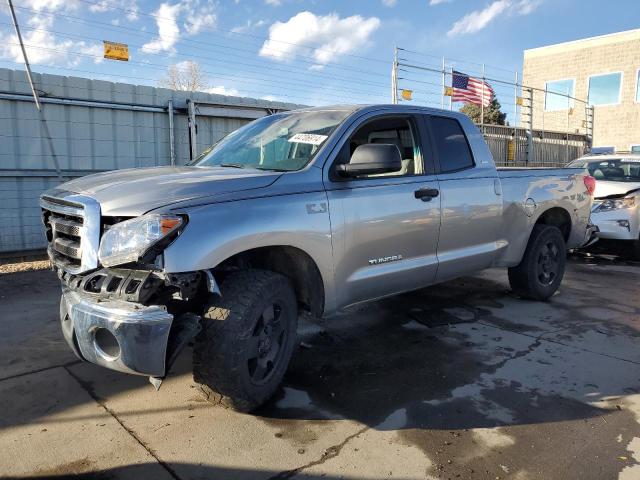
[{"left": 336, "top": 143, "right": 402, "bottom": 177}]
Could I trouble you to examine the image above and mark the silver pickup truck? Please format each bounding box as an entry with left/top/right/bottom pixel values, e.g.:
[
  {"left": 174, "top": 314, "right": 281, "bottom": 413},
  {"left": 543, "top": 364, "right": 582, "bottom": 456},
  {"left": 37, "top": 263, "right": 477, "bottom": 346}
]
[{"left": 40, "top": 105, "right": 596, "bottom": 411}]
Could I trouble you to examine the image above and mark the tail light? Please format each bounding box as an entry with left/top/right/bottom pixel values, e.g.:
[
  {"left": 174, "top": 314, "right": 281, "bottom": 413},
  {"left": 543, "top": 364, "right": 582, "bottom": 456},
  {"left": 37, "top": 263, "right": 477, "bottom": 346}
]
[{"left": 583, "top": 175, "right": 596, "bottom": 196}]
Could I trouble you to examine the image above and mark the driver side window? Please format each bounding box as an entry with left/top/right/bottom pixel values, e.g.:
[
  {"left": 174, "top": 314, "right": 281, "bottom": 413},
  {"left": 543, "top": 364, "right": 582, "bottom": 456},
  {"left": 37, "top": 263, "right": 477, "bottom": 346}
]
[{"left": 335, "top": 116, "right": 423, "bottom": 179}]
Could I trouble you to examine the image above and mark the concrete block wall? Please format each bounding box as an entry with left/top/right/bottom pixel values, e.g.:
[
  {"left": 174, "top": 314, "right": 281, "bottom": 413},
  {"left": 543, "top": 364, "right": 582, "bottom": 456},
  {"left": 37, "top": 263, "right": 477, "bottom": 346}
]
[{"left": 522, "top": 29, "right": 640, "bottom": 150}]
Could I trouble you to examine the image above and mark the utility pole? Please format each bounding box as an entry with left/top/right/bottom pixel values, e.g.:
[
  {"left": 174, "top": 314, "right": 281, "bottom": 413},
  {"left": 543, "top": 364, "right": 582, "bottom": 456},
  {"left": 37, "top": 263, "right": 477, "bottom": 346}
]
[
  {"left": 7, "top": 0, "right": 63, "bottom": 181},
  {"left": 391, "top": 47, "right": 398, "bottom": 104},
  {"left": 480, "top": 63, "right": 485, "bottom": 132},
  {"left": 441, "top": 57, "right": 446, "bottom": 109}
]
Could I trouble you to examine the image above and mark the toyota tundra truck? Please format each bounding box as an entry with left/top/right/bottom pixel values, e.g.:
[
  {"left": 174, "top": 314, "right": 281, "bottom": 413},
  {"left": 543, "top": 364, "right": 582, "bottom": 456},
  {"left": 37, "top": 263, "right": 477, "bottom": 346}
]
[{"left": 40, "top": 105, "right": 596, "bottom": 411}]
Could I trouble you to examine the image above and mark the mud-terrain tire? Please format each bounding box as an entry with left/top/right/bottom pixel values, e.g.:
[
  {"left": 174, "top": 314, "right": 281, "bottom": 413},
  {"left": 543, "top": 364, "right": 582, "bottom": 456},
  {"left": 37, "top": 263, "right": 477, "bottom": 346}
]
[
  {"left": 508, "top": 225, "right": 566, "bottom": 301},
  {"left": 632, "top": 237, "right": 640, "bottom": 261},
  {"left": 193, "top": 269, "right": 298, "bottom": 412}
]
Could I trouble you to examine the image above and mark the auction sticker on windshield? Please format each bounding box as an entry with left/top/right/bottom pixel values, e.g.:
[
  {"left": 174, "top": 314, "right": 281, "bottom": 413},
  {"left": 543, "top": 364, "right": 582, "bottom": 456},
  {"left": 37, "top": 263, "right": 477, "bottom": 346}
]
[{"left": 288, "top": 133, "right": 328, "bottom": 145}]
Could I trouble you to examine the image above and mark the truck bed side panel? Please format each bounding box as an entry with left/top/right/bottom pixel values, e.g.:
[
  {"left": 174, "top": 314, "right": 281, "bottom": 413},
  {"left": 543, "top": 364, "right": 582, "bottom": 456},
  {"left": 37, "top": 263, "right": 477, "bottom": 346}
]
[{"left": 493, "top": 168, "right": 592, "bottom": 267}]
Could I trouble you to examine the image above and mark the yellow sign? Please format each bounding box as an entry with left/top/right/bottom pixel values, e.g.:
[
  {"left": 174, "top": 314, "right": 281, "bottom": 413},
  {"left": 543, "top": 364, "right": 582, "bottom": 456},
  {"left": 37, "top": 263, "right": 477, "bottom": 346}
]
[
  {"left": 444, "top": 87, "right": 453, "bottom": 97},
  {"left": 516, "top": 96, "right": 524, "bottom": 106},
  {"left": 401, "top": 89, "right": 413, "bottom": 101},
  {"left": 507, "top": 139, "right": 515, "bottom": 161},
  {"left": 103, "top": 41, "right": 129, "bottom": 61}
]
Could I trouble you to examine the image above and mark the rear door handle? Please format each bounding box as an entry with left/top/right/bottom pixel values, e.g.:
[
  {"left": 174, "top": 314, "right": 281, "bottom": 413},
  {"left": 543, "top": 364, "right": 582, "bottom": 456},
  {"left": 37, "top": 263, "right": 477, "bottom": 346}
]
[{"left": 414, "top": 187, "right": 439, "bottom": 202}]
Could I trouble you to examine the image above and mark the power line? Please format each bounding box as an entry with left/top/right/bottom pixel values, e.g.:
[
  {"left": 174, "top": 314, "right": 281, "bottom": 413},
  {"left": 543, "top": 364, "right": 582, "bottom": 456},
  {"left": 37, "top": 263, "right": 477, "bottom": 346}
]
[
  {"left": 10, "top": 4, "right": 391, "bottom": 80},
  {"left": 72, "top": 0, "right": 391, "bottom": 66}
]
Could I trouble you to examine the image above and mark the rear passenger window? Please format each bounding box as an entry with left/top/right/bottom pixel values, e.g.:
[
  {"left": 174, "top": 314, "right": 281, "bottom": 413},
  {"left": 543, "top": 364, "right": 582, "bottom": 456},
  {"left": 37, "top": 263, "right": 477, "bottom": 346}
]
[{"left": 430, "top": 116, "right": 474, "bottom": 173}]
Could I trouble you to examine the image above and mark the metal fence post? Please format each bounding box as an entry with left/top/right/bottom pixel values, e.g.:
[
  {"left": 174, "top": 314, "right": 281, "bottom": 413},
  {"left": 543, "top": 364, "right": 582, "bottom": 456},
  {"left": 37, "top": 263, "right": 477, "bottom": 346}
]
[
  {"left": 526, "top": 87, "right": 534, "bottom": 164},
  {"left": 168, "top": 99, "right": 176, "bottom": 166},
  {"left": 187, "top": 99, "right": 197, "bottom": 161}
]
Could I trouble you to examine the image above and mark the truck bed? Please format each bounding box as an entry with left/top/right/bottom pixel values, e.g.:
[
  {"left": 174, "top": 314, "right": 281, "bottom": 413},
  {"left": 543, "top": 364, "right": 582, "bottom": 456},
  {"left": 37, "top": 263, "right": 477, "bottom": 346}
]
[{"left": 497, "top": 167, "right": 583, "bottom": 178}]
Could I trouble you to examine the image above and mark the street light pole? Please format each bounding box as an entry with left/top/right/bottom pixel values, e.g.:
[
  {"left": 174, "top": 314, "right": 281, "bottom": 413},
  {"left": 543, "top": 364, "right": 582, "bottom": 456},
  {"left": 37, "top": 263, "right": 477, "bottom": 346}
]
[{"left": 6, "top": 0, "right": 63, "bottom": 180}]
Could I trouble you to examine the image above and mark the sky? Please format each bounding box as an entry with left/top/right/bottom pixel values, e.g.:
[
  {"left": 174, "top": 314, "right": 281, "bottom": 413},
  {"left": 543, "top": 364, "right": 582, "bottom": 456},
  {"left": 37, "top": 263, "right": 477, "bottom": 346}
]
[{"left": 1, "top": 0, "right": 639, "bottom": 111}]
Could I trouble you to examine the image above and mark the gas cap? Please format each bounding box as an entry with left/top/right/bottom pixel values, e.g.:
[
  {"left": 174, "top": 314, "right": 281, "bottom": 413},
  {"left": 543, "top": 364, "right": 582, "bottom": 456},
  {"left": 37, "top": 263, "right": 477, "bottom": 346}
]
[{"left": 524, "top": 198, "right": 537, "bottom": 217}]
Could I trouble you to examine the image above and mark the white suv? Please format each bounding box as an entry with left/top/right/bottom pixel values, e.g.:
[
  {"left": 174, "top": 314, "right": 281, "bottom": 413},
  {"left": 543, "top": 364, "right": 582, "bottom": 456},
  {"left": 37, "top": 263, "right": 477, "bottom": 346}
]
[{"left": 568, "top": 153, "right": 640, "bottom": 258}]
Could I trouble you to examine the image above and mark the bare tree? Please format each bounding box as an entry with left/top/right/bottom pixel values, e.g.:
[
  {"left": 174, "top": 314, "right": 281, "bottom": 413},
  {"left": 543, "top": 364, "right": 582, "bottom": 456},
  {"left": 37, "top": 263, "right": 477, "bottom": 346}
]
[{"left": 158, "top": 60, "right": 209, "bottom": 92}]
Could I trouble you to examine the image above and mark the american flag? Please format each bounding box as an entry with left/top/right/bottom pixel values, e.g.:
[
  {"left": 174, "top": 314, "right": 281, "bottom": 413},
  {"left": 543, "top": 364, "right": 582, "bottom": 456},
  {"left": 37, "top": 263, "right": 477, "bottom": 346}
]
[{"left": 451, "top": 70, "right": 494, "bottom": 107}]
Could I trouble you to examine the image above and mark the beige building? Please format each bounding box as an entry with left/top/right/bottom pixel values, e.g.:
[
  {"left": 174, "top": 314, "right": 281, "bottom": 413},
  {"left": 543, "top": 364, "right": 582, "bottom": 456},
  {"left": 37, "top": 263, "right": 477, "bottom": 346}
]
[{"left": 522, "top": 29, "right": 640, "bottom": 152}]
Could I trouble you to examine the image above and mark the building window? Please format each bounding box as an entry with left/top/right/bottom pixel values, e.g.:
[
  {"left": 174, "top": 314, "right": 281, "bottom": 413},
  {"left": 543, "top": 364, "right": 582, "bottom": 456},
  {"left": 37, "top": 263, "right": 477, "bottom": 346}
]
[
  {"left": 545, "top": 79, "right": 574, "bottom": 111},
  {"left": 588, "top": 72, "right": 622, "bottom": 106},
  {"left": 631, "top": 145, "right": 640, "bottom": 153}
]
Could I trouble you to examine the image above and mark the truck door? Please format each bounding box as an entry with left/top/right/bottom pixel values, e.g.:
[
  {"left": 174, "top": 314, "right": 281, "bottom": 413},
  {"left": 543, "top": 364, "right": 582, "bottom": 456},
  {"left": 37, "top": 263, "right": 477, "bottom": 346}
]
[
  {"left": 425, "top": 115, "right": 504, "bottom": 282},
  {"left": 324, "top": 114, "right": 441, "bottom": 309}
]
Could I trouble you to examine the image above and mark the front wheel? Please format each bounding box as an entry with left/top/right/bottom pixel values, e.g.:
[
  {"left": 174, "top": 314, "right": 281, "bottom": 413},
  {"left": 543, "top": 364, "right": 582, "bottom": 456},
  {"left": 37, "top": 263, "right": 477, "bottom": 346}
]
[
  {"left": 508, "top": 225, "right": 566, "bottom": 301},
  {"left": 192, "top": 269, "right": 298, "bottom": 412}
]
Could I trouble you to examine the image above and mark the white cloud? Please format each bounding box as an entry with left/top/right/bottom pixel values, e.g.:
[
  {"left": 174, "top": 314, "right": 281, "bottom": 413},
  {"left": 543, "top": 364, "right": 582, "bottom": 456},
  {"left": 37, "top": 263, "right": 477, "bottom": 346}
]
[
  {"left": 265, "top": 0, "right": 282, "bottom": 5},
  {"left": 0, "top": 15, "right": 102, "bottom": 66},
  {"left": 382, "top": 0, "right": 397, "bottom": 6},
  {"left": 182, "top": 0, "right": 217, "bottom": 35},
  {"left": 231, "top": 19, "right": 266, "bottom": 34},
  {"left": 447, "top": 0, "right": 540, "bottom": 36},
  {"left": 429, "top": 0, "right": 453, "bottom": 5},
  {"left": 259, "top": 11, "right": 380, "bottom": 67},
  {"left": 23, "top": 0, "right": 79, "bottom": 12},
  {"left": 207, "top": 85, "right": 242, "bottom": 96},
  {"left": 142, "top": 3, "right": 181, "bottom": 54},
  {"left": 141, "top": 0, "right": 217, "bottom": 54},
  {"left": 88, "top": 0, "right": 139, "bottom": 21}
]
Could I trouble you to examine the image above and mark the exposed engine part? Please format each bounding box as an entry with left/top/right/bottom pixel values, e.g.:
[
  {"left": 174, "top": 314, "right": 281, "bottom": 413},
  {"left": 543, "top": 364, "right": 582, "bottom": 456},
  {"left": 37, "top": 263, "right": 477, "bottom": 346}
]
[
  {"left": 165, "top": 272, "right": 202, "bottom": 300},
  {"left": 58, "top": 267, "right": 163, "bottom": 304}
]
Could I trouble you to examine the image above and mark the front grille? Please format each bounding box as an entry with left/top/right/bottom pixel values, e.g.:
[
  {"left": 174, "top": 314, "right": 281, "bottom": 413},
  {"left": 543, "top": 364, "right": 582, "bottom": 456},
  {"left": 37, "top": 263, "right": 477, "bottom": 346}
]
[{"left": 40, "top": 193, "right": 101, "bottom": 274}]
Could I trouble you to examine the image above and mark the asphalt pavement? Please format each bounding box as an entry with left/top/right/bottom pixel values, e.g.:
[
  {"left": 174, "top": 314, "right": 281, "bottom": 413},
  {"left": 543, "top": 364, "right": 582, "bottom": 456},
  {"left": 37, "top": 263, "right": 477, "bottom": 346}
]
[{"left": 1, "top": 253, "right": 639, "bottom": 480}]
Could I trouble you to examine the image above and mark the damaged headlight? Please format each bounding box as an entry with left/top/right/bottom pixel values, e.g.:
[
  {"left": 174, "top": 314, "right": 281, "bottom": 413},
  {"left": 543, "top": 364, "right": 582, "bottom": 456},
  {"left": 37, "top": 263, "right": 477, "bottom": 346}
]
[
  {"left": 98, "top": 214, "right": 184, "bottom": 267},
  {"left": 593, "top": 196, "right": 635, "bottom": 212}
]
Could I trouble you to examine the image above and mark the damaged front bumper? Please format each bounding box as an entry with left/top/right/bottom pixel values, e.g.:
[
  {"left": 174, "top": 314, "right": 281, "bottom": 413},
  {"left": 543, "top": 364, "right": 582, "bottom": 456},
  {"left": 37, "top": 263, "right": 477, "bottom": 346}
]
[
  {"left": 61, "top": 287, "right": 174, "bottom": 377},
  {"left": 581, "top": 222, "right": 600, "bottom": 248}
]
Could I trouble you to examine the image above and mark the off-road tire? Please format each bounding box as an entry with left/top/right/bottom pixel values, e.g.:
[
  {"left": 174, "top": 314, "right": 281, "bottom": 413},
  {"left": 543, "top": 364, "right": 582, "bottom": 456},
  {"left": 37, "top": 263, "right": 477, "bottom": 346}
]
[
  {"left": 193, "top": 269, "right": 298, "bottom": 412},
  {"left": 508, "top": 225, "right": 566, "bottom": 301},
  {"left": 632, "top": 237, "right": 640, "bottom": 261}
]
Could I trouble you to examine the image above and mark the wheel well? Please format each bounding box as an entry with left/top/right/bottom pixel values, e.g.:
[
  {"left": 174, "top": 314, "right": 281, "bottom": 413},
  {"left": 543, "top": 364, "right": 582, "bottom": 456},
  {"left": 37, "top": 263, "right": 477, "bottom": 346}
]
[
  {"left": 535, "top": 207, "right": 571, "bottom": 241},
  {"left": 214, "top": 246, "right": 325, "bottom": 317}
]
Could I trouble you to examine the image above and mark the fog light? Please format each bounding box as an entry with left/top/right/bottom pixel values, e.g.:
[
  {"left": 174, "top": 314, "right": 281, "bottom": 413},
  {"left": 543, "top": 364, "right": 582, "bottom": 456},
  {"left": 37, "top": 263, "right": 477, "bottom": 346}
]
[
  {"left": 617, "top": 220, "right": 630, "bottom": 231},
  {"left": 94, "top": 328, "right": 120, "bottom": 359}
]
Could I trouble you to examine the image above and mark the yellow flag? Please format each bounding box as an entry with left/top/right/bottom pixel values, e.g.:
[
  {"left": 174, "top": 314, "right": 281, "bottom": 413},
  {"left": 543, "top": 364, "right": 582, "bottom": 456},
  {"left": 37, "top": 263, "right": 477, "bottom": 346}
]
[
  {"left": 516, "top": 96, "right": 524, "bottom": 106},
  {"left": 444, "top": 87, "right": 453, "bottom": 97},
  {"left": 103, "top": 41, "right": 129, "bottom": 61},
  {"left": 401, "top": 89, "right": 413, "bottom": 101}
]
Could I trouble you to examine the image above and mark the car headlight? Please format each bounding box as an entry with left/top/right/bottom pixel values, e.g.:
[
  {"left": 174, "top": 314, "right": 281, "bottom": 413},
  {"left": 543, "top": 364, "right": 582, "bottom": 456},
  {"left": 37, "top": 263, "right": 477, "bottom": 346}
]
[
  {"left": 98, "top": 214, "right": 184, "bottom": 267},
  {"left": 594, "top": 197, "right": 635, "bottom": 212}
]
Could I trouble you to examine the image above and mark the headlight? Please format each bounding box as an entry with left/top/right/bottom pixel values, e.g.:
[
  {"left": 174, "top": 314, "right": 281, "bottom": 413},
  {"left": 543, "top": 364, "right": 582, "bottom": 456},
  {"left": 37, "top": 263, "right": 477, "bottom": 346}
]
[
  {"left": 98, "top": 214, "right": 184, "bottom": 267},
  {"left": 594, "top": 197, "right": 635, "bottom": 212}
]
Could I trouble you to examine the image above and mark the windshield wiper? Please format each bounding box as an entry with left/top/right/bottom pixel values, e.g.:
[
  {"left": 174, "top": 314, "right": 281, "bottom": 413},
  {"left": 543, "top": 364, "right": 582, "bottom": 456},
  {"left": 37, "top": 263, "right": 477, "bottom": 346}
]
[
  {"left": 255, "top": 166, "right": 290, "bottom": 172},
  {"left": 219, "top": 163, "right": 246, "bottom": 169}
]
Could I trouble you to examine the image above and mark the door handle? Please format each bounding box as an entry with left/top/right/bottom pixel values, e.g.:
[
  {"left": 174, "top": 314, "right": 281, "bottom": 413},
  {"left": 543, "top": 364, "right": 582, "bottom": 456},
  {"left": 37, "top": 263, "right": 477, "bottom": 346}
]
[{"left": 414, "top": 187, "right": 439, "bottom": 202}]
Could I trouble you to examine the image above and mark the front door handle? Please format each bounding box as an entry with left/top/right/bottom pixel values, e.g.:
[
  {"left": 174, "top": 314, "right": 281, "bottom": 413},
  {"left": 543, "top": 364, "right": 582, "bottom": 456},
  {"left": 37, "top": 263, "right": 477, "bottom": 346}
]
[{"left": 414, "top": 187, "right": 439, "bottom": 202}]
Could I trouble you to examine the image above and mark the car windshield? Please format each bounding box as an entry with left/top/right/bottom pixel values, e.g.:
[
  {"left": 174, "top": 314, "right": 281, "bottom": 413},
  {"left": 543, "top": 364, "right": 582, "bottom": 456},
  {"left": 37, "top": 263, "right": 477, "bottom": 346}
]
[
  {"left": 191, "top": 110, "right": 351, "bottom": 171},
  {"left": 570, "top": 158, "right": 640, "bottom": 182}
]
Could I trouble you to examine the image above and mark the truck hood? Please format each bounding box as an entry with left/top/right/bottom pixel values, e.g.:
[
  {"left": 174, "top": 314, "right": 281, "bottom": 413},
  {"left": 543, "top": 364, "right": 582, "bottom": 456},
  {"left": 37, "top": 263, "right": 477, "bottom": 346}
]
[
  {"left": 594, "top": 180, "right": 640, "bottom": 199},
  {"left": 59, "top": 166, "right": 283, "bottom": 216}
]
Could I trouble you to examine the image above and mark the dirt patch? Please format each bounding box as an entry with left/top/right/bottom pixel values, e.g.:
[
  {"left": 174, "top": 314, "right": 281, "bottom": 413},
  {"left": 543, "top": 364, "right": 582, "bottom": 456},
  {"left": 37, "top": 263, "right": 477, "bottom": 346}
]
[{"left": 0, "top": 260, "right": 51, "bottom": 275}]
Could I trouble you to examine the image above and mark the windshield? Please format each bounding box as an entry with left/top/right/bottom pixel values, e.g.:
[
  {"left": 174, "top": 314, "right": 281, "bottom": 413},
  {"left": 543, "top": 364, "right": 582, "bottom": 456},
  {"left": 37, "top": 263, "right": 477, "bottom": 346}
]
[
  {"left": 191, "top": 110, "right": 351, "bottom": 171},
  {"left": 571, "top": 158, "right": 640, "bottom": 182}
]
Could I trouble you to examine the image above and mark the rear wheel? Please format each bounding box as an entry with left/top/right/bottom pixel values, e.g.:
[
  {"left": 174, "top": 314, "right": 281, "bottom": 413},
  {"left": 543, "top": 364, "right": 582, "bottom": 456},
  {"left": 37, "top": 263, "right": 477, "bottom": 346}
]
[
  {"left": 192, "top": 269, "right": 298, "bottom": 412},
  {"left": 508, "top": 225, "right": 566, "bottom": 301},
  {"left": 632, "top": 236, "right": 640, "bottom": 261}
]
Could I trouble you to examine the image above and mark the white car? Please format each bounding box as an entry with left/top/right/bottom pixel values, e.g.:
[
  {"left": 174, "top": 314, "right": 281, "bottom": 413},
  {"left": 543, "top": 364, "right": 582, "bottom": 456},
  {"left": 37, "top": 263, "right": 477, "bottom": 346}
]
[{"left": 568, "top": 153, "right": 640, "bottom": 258}]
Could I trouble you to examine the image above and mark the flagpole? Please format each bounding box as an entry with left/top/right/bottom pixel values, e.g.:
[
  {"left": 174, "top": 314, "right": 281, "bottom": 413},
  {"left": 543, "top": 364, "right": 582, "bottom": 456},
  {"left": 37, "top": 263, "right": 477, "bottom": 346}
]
[
  {"left": 441, "top": 57, "right": 446, "bottom": 109},
  {"left": 514, "top": 71, "right": 519, "bottom": 128},
  {"left": 449, "top": 67, "right": 453, "bottom": 110},
  {"left": 391, "top": 47, "right": 398, "bottom": 105},
  {"left": 481, "top": 64, "right": 485, "bottom": 131}
]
